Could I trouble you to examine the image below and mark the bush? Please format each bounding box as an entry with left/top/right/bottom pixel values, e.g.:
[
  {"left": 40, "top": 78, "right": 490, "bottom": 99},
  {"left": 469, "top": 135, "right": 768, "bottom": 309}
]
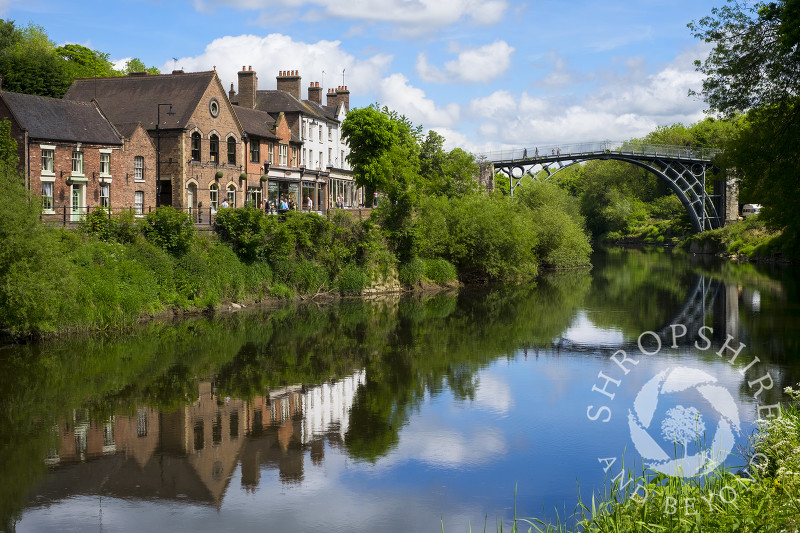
[
  {"left": 423, "top": 258, "right": 457, "bottom": 284},
  {"left": 213, "top": 206, "right": 266, "bottom": 261},
  {"left": 337, "top": 264, "right": 369, "bottom": 294},
  {"left": 81, "top": 207, "right": 114, "bottom": 241},
  {"left": 398, "top": 257, "right": 425, "bottom": 285},
  {"left": 140, "top": 207, "right": 195, "bottom": 255}
]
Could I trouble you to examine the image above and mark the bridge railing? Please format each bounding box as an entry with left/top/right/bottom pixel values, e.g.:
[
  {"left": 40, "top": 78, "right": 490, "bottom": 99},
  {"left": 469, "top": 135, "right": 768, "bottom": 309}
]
[{"left": 478, "top": 141, "right": 722, "bottom": 163}]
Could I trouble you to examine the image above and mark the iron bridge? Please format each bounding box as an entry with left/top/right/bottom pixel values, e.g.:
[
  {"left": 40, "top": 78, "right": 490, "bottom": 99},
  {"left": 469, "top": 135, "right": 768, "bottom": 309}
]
[{"left": 481, "top": 141, "right": 724, "bottom": 232}]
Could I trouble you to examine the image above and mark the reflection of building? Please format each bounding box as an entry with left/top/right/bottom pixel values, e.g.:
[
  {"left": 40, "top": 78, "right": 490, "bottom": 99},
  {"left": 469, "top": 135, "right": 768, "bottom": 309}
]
[{"left": 34, "top": 371, "right": 366, "bottom": 508}]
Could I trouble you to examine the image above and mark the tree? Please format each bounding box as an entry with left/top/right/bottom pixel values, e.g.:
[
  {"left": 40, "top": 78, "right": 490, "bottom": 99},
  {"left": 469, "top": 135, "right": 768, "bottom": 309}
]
[
  {"left": 419, "top": 130, "right": 481, "bottom": 198},
  {"left": 123, "top": 57, "right": 160, "bottom": 75},
  {"left": 689, "top": 0, "right": 800, "bottom": 113},
  {"left": 0, "top": 20, "right": 70, "bottom": 97},
  {"left": 341, "top": 105, "right": 423, "bottom": 260},
  {"left": 56, "top": 43, "right": 120, "bottom": 80},
  {"left": 690, "top": 0, "right": 800, "bottom": 235}
]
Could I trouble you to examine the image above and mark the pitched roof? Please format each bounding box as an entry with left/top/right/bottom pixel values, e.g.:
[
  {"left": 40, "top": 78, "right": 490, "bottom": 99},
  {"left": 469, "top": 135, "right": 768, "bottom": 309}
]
[
  {"left": 0, "top": 91, "right": 122, "bottom": 145},
  {"left": 254, "top": 90, "right": 326, "bottom": 120},
  {"left": 64, "top": 71, "right": 217, "bottom": 131},
  {"left": 232, "top": 105, "right": 278, "bottom": 140}
]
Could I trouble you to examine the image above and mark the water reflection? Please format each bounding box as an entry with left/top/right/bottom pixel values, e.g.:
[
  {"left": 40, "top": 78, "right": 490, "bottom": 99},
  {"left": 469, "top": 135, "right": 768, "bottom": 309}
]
[{"left": 2, "top": 248, "right": 799, "bottom": 532}]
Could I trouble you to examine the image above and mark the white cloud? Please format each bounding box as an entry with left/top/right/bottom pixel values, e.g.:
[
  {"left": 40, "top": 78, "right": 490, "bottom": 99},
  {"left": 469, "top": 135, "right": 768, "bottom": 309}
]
[
  {"left": 417, "top": 41, "right": 515, "bottom": 83},
  {"left": 194, "top": 0, "right": 508, "bottom": 33},
  {"left": 464, "top": 44, "right": 711, "bottom": 149},
  {"left": 166, "top": 33, "right": 392, "bottom": 99},
  {"left": 377, "top": 73, "right": 460, "bottom": 128}
]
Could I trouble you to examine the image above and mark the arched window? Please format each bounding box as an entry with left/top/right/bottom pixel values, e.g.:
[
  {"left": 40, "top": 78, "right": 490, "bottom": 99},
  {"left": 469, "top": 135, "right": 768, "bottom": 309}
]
[
  {"left": 191, "top": 132, "right": 201, "bottom": 161},
  {"left": 209, "top": 183, "right": 218, "bottom": 211},
  {"left": 227, "top": 136, "right": 236, "bottom": 165},
  {"left": 227, "top": 184, "right": 236, "bottom": 207},
  {"left": 210, "top": 134, "right": 219, "bottom": 163}
]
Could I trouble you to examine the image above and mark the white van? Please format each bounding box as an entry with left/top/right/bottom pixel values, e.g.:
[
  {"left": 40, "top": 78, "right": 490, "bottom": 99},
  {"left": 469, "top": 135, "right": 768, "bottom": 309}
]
[{"left": 741, "top": 204, "right": 762, "bottom": 218}]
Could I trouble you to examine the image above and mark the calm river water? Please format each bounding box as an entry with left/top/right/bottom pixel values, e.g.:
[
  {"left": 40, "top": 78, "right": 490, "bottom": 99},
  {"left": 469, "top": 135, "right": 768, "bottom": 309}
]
[{"left": 2, "top": 248, "right": 799, "bottom": 532}]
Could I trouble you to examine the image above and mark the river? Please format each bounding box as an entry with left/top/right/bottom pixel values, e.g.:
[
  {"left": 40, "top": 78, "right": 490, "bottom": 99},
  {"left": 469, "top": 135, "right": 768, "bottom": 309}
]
[{"left": 1, "top": 248, "right": 798, "bottom": 532}]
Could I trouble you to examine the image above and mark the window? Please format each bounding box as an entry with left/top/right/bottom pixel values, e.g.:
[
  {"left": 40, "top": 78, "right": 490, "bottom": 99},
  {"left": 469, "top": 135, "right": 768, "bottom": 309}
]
[
  {"left": 41, "top": 182, "right": 54, "bottom": 211},
  {"left": 319, "top": 151, "right": 323, "bottom": 169},
  {"left": 328, "top": 148, "right": 332, "bottom": 166},
  {"left": 134, "top": 191, "right": 144, "bottom": 214},
  {"left": 303, "top": 149, "right": 307, "bottom": 166},
  {"left": 328, "top": 127, "right": 332, "bottom": 142},
  {"left": 227, "top": 136, "right": 236, "bottom": 165},
  {"left": 100, "top": 151, "right": 111, "bottom": 175},
  {"left": 292, "top": 147, "right": 298, "bottom": 167},
  {"left": 279, "top": 144, "right": 288, "bottom": 166},
  {"left": 209, "top": 134, "right": 219, "bottom": 163},
  {"left": 71, "top": 151, "right": 83, "bottom": 175},
  {"left": 134, "top": 156, "right": 144, "bottom": 180},
  {"left": 302, "top": 122, "right": 306, "bottom": 139},
  {"left": 250, "top": 141, "right": 260, "bottom": 163},
  {"left": 341, "top": 150, "right": 345, "bottom": 167},
  {"left": 137, "top": 409, "right": 148, "bottom": 437},
  {"left": 247, "top": 186, "right": 262, "bottom": 208},
  {"left": 100, "top": 183, "right": 110, "bottom": 208},
  {"left": 227, "top": 184, "right": 236, "bottom": 207},
  {"left": 308, "top": 124, "right": 313, "bottom": 142},
  {"left": 191, "top": 132, "right": 201, "bottom": 161},
  {"left": 268, "top": 143, "right": 274, "bottom": 164},
  {"left": 41, "top": 148, "right": 54, "bottom": 174},
  {"left": 318, "top": 125, "right": 323, "bottom": 143},
  {"left": 209, "top": 184, "right": 218, "bottom": 211}
]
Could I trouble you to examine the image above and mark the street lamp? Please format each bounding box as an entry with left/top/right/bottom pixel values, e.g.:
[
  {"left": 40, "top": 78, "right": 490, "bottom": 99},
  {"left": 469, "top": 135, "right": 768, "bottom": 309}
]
[{"left": 156, "top": 103, "right": 176, "bottom": 208}]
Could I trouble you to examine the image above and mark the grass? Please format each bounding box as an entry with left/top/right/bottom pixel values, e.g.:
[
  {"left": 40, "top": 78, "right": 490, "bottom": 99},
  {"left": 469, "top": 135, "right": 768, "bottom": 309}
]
[{"left": 454, "top": 384, "right": 800, "bottom": 532}]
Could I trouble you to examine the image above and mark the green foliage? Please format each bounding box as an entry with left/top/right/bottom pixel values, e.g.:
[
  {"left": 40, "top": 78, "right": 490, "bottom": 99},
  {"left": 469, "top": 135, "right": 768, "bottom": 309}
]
[
  {"left": 141, "top": 206, "right": 195, "bottom": 255},
  {"left": 414, "top": 194, "right": 542, "bottom": 281},
  {"left": 56, "top": 43, "right": 120, "bottom": 80},
  {"left": 0, "top": 118, "right": 19, "bottom": 169},
  {"left": 419, "top": 130, "right": 481, "bottom": 197},
  {"left": 398, "top": 257, "right": 426, "bottom": 285},
  {"left": 213, "top": 206, "right": 267, "bottom": 261},
  {"left": 337, "top": 265, "right": 370, "bottom": 294},
  {"left": 122, "top": 57, "right": 160, "bottom": 75},
  {"left": 0, "top": 20, "right": 70, "bottom": 97},
  {"left": 423, "top": 258, "right": 458, "bottom": 284},
  {"left": 690, "top": 1, "right": 800, "bottom": 237},
  {"left": 81, "top": 207, "right": 114, "bottom": 241}
]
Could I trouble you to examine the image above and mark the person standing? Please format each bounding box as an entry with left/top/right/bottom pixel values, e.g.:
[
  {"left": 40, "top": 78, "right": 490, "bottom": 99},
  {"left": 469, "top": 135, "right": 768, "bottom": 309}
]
[{"left": 306, "top": 196, "right": 313, "bottom": 211}]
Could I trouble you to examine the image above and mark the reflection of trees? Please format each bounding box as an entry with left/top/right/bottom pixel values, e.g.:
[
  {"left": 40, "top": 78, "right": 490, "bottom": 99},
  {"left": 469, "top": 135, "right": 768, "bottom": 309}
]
[{"left": 585, "top": 248, "right": 695, "bottom": 337}]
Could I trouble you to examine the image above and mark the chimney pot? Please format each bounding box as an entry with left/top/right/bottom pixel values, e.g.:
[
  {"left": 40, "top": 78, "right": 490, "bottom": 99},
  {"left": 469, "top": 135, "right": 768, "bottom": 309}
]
[{"left": 248, "top": 65, "right": 252, "bottom": 71}]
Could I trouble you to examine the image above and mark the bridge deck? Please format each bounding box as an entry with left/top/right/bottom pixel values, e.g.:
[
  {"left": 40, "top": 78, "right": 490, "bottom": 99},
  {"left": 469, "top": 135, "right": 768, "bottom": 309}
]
[{"left": 481, "top": 141, "right": 721, "bottom": 165}]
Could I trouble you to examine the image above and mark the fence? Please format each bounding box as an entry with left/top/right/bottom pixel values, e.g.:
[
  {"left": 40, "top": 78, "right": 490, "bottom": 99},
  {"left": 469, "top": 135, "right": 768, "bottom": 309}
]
[{"left": 39, "top": 205, "right": 374, "bottom": 229}]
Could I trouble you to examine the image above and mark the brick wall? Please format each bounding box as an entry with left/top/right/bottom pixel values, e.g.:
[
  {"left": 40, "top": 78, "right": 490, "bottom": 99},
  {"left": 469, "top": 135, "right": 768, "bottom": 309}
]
[{"left": 120, "top": 124, "right": 157, "bottom": 211}]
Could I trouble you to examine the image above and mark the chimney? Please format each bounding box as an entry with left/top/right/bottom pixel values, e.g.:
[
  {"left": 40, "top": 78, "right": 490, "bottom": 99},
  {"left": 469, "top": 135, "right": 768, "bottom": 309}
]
[
  {"left": 229, "top": 82, "right": 236, "bottom": 102},
  {"left": 326, "top": 87, "right": 339, "bottom": 108},
  {"left": 337, "top": 86, "right": 350, "bottom": 113},
  {"left": 237, "top": 65, "right": 258, "bottom": 109},
  {"left": 276, "top": 69, "right": 301, "bottom": 100},
  {"left": 308, "top": 81, "right": 322, "bottom": 104}
]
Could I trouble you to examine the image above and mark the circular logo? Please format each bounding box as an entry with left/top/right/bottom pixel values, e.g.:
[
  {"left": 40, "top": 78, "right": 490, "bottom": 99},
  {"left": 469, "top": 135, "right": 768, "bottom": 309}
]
[{"left": 628, "top": 366, "right": 741, "bottom": 478}]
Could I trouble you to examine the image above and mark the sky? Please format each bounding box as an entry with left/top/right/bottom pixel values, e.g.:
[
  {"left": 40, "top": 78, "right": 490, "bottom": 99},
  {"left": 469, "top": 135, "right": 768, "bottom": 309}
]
[{"left": 1, "top": 0, "right": 722, "bottom": 152}]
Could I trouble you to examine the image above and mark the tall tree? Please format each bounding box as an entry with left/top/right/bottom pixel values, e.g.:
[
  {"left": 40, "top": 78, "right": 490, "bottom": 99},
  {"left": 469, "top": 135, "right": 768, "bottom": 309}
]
[
  {"left": 0, "top": 20, "right": 70, "bottom": 97},
  {"left": 56, "top": 43, "right": 120, "bottom": 80},
  {"left": 690, "top": 0, "right": 800, "bottom": 234}
]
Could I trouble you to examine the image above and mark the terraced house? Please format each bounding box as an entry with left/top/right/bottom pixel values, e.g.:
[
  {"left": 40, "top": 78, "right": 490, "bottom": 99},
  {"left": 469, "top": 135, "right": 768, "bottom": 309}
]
[
  {"left": 229, "top": 67, "right": 359, "bottom": 210},
  {"left": 0, "top": 88, "right": 126, "bottom": 222}
]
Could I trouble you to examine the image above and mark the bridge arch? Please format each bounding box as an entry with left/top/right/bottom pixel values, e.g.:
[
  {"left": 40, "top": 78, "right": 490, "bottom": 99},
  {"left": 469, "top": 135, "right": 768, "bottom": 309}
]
[{"left": 485, "top": 142, "right": 726, "bottom": 233}]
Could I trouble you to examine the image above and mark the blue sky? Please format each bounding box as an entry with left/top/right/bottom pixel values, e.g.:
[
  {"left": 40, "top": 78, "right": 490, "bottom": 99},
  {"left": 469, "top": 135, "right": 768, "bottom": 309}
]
[{"left": 1, "top": 0, "right": 722, "bottom": 151}]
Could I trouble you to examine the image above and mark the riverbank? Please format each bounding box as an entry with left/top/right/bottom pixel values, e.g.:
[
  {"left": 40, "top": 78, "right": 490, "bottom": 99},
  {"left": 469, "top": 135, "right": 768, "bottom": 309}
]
[{"left": 534, "top": 384, "right": 800, "bottom": 532}]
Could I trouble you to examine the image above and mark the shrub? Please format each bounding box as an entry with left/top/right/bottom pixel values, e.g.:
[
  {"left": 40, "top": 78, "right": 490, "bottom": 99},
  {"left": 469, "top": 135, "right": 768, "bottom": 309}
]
[
  {"left": 269, "top": 282, "right": 294, "bottom": 299},
  {"left": 213, "top": 206, "right": 266, "bottom": 261},
  {"left": 140, "top": 207, "right": 195, "bottom": 255},
  {"left": 81, "top": 207, "right": 114, "bottom": 241},
  {"left": 398, "top": 257, "right": 425, "bottom": 285},
  {"left": 423, "top": 258, "right": 457, "bottom": 284},
  {"left": 337, "top": 264, "right": 369, "bottom": 294}
]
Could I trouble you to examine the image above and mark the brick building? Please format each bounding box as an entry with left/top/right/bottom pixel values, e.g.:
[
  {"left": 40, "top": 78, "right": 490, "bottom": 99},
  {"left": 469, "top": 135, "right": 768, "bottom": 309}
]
[
  {"left": 0, "top": 89, "right": 124, "bottom": 222},
  {"left": 230, "top": 67, "right": 360, "bottom": 210},
  {"left": 65, "top": 70, "right": 248, "bottom": 215}
]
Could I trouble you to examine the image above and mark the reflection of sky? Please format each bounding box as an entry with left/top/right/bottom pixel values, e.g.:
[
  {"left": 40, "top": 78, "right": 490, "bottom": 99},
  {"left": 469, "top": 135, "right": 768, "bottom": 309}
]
[
  {"left": 561, "top": 310, "right": 625, "bottom": 347},
  {"left": 18, "top": 346, "right": 768, "bottom": 533}
]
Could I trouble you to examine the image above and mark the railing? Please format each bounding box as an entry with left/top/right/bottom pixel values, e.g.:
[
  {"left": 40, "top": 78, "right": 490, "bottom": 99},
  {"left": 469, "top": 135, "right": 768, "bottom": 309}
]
[
  {"left": 479, "top": 141, "right": 722, "bottom": 163},
  {"left": 39, "top": 205, "right": 374, "bottom": 228}
]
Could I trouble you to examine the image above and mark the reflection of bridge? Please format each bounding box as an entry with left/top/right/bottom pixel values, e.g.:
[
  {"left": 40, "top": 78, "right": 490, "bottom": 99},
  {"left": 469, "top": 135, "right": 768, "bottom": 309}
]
[{"left": 481, "top": 141, "right": 734, "bottom": 232}]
